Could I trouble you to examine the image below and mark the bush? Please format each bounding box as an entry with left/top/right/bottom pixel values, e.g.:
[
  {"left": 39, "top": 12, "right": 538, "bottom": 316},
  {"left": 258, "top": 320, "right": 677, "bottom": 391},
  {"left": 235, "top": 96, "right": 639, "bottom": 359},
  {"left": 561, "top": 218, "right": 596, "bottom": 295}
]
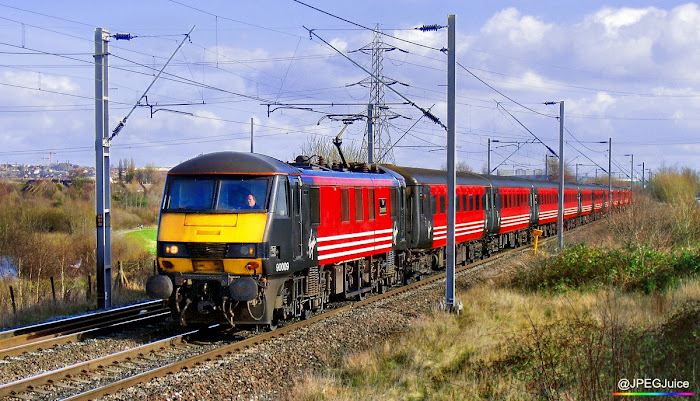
[{"left": 514, "top": 244, "right": 700, "bottom": 294}]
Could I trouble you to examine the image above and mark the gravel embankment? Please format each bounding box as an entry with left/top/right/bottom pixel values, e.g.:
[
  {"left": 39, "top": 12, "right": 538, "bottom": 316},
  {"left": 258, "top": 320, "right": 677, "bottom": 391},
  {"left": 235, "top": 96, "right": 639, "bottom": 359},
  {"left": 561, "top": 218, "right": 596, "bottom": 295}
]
[
  {"left": 104, "top": 254, "right": 518, "bottom": 401},
  {"left": 0, "top": 224, "right": 599, "bottom": 400},
  {"left": 0, "top": 325, "right": 174, "bottom": 384}
]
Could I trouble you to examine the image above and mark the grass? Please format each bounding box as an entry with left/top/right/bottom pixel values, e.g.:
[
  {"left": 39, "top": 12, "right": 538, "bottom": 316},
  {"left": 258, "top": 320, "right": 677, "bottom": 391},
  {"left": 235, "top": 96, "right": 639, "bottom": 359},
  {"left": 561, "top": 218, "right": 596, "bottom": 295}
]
[
  {"left": 288, "top": 279, "right": 700, "bottom": 401},
  {"left": 288, "top": 192, "right": 700, "bottom": 400},
  {"left": 124, "top": 227, "right": 157, "bottom": 256}
]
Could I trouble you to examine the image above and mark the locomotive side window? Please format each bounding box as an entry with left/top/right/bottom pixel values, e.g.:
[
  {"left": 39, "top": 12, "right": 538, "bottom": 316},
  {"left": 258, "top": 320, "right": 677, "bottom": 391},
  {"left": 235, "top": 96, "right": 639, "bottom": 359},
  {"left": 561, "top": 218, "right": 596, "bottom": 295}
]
[
  {"left": 309, "top": 187, "right": 320, "bottom": 224},
  {"left": 368, "top": 189, "right": 375, "bottom": 220},
  {"left": 430, "top": 195, "right": 437, "bottom": 215},
  {"left": 341, "top": 189, "right": 350, "bottom": 222},
  {"left": 462, "top": 194, "right": 467, "bottom": 212},
  {"left": 475, "top": 194, "right": 480, "bottom": 211},
  {"left": 439, "top": 195, "right": 445, "bottom": 214},
  {"left": 273, "top": 180, "right": 288, "bottom": 216},
  {"left": 469, "top": 194, "right": 474, "bottom": 211},
  {"left": 355, "top": 188, "right": 363, "bottom": 221},
  {"left": 390, "top": 188, "right": 398, "bottom": 218}
]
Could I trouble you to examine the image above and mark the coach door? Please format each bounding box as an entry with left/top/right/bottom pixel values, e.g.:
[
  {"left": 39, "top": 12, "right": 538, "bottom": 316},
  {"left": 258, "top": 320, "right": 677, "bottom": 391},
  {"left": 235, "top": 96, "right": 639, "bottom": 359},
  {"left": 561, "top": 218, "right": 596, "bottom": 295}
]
[
  {"left": 393, "top": 184, "right": 407, "bottom": 249},
  {"left": 484, "top": 187, "right": 500, "bottom": 235},
  {"left": 530, "top": 188, "right": 538, "bottom": 225}
]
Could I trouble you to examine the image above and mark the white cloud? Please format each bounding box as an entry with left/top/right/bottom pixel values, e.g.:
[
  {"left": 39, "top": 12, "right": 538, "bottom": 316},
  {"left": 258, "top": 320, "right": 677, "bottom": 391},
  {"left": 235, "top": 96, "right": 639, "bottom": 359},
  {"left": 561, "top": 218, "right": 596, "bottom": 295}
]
[
  {"left": 481, "top": 8, "right": 553, "bottom": 47},
  {"left": 568, "top": 92, "right": 616, "bottom": 117},
  {"left": 593, "top": 7, "right": 654, "bottom": 38}
]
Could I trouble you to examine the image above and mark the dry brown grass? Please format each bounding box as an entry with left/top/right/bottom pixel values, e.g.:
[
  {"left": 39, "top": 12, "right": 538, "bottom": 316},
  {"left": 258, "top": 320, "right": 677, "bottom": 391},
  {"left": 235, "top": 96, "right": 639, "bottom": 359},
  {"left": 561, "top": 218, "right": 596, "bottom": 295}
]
[{"left": 288, "top": 277, "right": 700, "bottom": 401}]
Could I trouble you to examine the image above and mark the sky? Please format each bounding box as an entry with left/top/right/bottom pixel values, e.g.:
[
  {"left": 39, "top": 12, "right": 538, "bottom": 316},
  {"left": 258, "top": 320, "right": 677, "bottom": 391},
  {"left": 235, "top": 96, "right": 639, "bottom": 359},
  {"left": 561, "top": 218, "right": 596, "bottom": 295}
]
[{"left": 1, "top": 0, "right": 699, "bottom": 182}]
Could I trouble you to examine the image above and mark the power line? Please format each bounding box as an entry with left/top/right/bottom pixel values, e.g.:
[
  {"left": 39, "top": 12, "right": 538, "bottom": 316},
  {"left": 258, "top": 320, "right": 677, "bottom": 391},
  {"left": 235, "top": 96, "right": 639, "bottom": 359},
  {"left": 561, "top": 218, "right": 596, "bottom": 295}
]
[
  {"left": 167, "top": 0, "right": 303, "bottom": 39},
  {"left": 307, "top": 28, "right": 446, "bottom": 131},
  {"left": 495, "top": 102, "right": 557, "bottom": 156},
  {"left": 292, "top": 0, "right": 444, "bottom": 52},
  {"left": 0, "top": 2, "right": 94, "bottom": 28},
  {"left": 457, "top": 61, "right": 556, "bottom": 118}
]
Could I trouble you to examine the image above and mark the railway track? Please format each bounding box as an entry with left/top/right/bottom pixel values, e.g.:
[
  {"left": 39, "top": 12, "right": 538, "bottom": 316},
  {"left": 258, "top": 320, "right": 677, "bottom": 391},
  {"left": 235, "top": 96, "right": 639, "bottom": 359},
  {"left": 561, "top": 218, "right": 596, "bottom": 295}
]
[
  {"left": 0, "top": 230, "right": 569, "bottom": 401},
  {"left": 0, "top": 300, "right": 168, "bottom": 359}
]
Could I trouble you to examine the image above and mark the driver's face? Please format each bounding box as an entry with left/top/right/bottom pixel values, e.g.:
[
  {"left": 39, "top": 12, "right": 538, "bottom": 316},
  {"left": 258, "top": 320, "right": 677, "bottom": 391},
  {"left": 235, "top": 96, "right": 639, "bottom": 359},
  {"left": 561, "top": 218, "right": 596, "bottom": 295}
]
[{"left": 247, "top": 194, "right": 256, "bottom": 206}]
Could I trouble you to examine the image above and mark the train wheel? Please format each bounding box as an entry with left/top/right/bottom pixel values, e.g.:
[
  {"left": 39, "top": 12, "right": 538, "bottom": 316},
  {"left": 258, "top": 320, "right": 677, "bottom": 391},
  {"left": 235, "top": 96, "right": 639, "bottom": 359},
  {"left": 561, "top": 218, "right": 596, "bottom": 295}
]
[
  {"left": 268, "top": 310, "right": 281, "bottom": 331},
  {"left": 302, "top": 309, "right": 312, "bottom": 320}
]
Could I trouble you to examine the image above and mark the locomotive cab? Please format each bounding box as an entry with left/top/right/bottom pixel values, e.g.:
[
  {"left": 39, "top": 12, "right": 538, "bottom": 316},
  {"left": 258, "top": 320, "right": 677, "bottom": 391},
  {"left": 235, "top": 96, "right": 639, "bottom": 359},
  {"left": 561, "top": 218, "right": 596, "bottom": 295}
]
[{"left": 146, "top": 152, "right": 301, "bottom": 327}]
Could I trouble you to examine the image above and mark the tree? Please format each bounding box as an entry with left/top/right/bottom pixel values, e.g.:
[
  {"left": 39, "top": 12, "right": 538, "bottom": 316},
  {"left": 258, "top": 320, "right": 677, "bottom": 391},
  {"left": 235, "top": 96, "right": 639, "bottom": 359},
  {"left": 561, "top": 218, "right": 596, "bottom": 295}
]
[
  {"left": 118, "top": 158, "right": 124, "bottom": 183},
  {"left": 125, "top": 158, "right": 136, "bottom": 183},
  {"left": 298, "top": 135, "right": 364, "bottom": 165},
  {"left": 546, "top": 157, "right": 575, "bottom": 181},
  {"left": 441, "top": 161, "right": 474, "bottom": 173}
]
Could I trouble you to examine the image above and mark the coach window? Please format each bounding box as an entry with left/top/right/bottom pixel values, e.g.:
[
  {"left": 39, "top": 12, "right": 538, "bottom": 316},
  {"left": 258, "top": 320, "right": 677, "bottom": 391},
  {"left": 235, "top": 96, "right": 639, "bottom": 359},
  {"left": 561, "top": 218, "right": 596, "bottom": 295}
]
[
  {"left": 341, "top": 189, "right": 350, "bottom": 222},
  {"left": 439, "top": 195, "right": 446, "bottom": 214},
  {"left": 309, "top": 187, "right": 320, "bottom": 224},
  {"left": 368, "top": 189, "right": 375, "bottom": 220},
  {"left": 355, "top": 188, "right": 363, "bottom": 221}
]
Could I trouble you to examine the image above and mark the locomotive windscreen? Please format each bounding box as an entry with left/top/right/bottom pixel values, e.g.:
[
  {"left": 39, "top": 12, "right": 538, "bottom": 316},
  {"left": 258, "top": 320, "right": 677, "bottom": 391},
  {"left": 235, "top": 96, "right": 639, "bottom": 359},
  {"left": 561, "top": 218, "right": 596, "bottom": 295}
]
[{"left": 163, "top": 176, "right": 271, "bottom": 211}]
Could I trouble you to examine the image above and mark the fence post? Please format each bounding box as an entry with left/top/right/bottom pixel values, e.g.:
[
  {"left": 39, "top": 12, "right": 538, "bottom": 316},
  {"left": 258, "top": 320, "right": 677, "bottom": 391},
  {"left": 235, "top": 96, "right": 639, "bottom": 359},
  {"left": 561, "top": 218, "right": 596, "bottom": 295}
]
[
  {"left": 9, "top": 286, "right": 17, "bottom": 317},
  {"left": 87, "top": 274, "right": 92, "bottom": 301},
  {"left": 50, "top": 276, "right": 57, "bottom": 305}
]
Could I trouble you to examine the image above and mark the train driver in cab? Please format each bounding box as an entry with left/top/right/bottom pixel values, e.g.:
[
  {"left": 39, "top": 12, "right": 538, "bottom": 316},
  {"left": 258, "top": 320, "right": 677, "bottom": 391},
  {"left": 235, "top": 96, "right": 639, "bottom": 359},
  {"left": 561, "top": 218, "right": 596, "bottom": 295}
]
[{"left": 243, "top": 193, "right": 260, "bottom": 209}]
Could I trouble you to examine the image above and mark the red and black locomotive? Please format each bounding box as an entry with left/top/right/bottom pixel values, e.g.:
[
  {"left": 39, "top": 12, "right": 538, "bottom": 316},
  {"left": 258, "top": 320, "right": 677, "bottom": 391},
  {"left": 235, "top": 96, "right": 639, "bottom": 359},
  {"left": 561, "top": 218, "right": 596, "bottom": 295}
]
[{"left": 146, "top": 151, "right": 629, "bottom": 329}]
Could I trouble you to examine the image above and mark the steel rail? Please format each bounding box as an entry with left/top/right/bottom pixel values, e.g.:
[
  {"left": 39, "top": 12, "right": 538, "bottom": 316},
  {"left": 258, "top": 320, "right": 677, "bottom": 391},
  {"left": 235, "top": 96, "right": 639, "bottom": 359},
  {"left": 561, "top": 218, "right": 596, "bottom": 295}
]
[
  {"left": 0, "top": 310, "right": 170, "bottom": 359},
  {"left": 0, "top": 329, "right": 198, "bottom": 399},
  {"left": 61, "top": 233, "right": 566, "bottom": 401},
  {"left": 11, "top": 223, "right": 596, "bottom": 400},
  {"left": 0, "top": 300, "right": 165, "bottom": 343}
]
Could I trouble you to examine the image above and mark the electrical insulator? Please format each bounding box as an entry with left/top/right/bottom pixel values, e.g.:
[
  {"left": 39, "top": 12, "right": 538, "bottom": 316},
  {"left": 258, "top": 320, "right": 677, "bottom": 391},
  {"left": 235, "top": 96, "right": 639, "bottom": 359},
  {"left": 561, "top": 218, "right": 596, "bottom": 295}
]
[
  {"left": 113, "top": 33, "right": 133, "bottom": 40},
  {"left": 416, "top": 24, "right": 442, "bottom": 32}
]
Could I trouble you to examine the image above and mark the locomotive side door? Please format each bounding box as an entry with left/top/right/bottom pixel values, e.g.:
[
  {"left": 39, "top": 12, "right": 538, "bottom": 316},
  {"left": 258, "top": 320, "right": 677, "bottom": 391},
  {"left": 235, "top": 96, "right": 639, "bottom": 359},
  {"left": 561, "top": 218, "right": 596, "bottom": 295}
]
[{"left": 290, "top": 177, "right": 303, "bottom": 260}]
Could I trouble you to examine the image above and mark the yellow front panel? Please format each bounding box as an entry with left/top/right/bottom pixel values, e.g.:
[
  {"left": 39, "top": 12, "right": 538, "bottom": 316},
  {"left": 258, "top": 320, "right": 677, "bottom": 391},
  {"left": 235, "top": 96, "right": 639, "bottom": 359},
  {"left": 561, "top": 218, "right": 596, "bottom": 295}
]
[
  {"left": 159, "top": 213, "right": 267, "bottom": 242},
  {"left": 158, "top": 212, "right": 267, "bottom": 275}
]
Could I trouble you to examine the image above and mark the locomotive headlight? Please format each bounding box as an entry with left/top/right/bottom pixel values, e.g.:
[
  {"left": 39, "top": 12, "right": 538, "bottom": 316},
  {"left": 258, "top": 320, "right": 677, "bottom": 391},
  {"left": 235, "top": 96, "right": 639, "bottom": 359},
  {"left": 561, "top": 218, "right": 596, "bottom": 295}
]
[
  {"left": 226, "top": 243, "right": 269, "bottom": 258},
  {"left": 159, "top": 242, "right": 188, "bottom": 257},
  {"left": 240, "top": 245, "right": 255, "bottom": 256}
]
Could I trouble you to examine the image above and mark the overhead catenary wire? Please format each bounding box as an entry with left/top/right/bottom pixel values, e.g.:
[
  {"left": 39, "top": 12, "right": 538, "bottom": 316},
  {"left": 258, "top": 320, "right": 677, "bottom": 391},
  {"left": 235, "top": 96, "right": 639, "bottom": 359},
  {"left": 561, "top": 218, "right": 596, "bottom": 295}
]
[
  {"left": 292, "top": 0, "right": 443, "bottom": 52},
  {"left": 110, "top": 26, "right": 196, "bottom": 141},
  {"left": 495, "top": 101, "right": 557, "bottom": 156}
]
